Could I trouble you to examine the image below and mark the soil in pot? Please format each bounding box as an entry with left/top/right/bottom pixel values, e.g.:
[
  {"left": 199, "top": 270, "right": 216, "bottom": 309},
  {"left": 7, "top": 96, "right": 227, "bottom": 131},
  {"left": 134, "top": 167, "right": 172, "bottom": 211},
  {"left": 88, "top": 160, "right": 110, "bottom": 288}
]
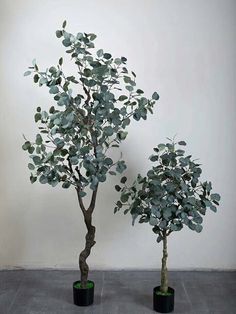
[
  {"left": 73, "top": 280, "right": 94, "bottom": 306},
  {"left": 153, "top": 286, "right": 175, "bottom": 313}
]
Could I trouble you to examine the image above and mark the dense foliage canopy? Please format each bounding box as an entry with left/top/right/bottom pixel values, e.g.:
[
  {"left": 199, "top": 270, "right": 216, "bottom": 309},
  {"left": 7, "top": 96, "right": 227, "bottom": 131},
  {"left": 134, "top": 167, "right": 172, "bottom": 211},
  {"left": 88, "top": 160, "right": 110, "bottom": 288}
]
[
  {"left": 115, "top": 139, "right": 220, "bottom": 242},
  {"left": 22, "top": 21, "right": 159, "bottom": 196}
]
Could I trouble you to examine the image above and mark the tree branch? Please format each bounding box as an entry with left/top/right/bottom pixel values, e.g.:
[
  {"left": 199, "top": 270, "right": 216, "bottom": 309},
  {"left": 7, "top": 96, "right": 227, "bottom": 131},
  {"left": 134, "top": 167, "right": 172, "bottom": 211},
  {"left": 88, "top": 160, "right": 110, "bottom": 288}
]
[
  {"left": 76, "top": 187, "right": 86, "bottom": 214},
  {"left": 67, "top": 157, "right": 80, "bottom": 185},
  {"left": 88, "top": 185, "right": 98, "bottom": 213},
  {"left": 67, "top": 157, "right": 86, "bottom": 214},
  {"left": 83, "top": 86, "right": 91, "bottom": 105}
]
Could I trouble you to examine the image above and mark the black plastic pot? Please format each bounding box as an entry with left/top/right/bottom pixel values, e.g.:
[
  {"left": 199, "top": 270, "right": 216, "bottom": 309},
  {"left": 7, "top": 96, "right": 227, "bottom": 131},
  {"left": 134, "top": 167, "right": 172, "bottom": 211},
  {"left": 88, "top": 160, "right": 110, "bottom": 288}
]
[
  {"left": 153, "top": 286, "right": 175, "bottom": 313},
  {"left": 73, "top": 280, "right": 94, "bottom": 306}
]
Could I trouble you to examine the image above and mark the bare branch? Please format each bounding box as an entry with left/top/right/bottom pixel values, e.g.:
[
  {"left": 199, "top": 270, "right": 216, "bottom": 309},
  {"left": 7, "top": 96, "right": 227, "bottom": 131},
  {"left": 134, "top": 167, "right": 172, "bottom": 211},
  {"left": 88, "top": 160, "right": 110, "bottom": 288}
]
[
  {"left": 67, "top": 157, "right": 80, "bottom": 184},
  {"left": 88, "top": 185, "right": 98, "bottom": 213},
  {"left": 76, "top": 187, "right": 86, "bottom": 214}
]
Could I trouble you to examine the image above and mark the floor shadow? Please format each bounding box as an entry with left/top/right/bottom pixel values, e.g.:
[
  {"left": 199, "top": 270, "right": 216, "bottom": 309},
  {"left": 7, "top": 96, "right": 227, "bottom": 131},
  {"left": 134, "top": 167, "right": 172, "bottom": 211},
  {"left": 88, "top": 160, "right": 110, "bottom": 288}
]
[
  {"left": 93, "top": 294, "right": 102, "bottom": 306},
  {"left": 132, "top": 290, "right": 153, "bottom": 311}
]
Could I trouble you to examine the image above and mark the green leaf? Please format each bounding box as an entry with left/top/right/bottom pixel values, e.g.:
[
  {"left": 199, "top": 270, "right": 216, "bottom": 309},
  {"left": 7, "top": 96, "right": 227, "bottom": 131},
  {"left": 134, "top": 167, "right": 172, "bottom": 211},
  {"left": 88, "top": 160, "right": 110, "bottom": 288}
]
[
  {"left": 120, "top": 176, "right": 127, "bottom": 184},
  {"left": 124, "top": 208, "right": 129, "bottom": 215},
  {"left": 24, "top": 71, "right": 31, "bottom": 76},
  {"left": 122, "top": 118, "right": 130, "bottom": 127},
  {"left": 203, "top": 199, "right": 211, "bottom": 207},
  {"left": 109, "top": 171, "right": 116, "bottom": 176},
  {"left": 104, "top": 158, "right": 113, "bottom": 166},
  {"left": 152, "top": 92, "right": 159, "bottom": 100},
  {"left": 36, "top": 134, "right": 42, "bottom": 145},
  {"left": 49, "top": 66, "right": 57, "bottom": 74},
  {"left": 28, "top": 146, "right": 35, "bottom": 154},
  {"left": 170, "top": 224, "right": 179, "bottom": 231},
  {"left": 115, "top": 185, "right": 121, "bottom": 192},
  {"left": 195, "top": 224, "right": 203, "bottom": 233},
  {"left": 116, "top": 161, "right": 127, "bottom": 174},
  {"left": 119, "top": 95, "right": 128, "bottom": 101},
  {"left": 156, "top": 235, "right": 163, "bottom": 243},
  {"left": 32, "top": 156, "right": 41, "bottom": 165},
  {"left": 76, "top": 32, "right": 83, "bottom": 40},
  {"left": 116, "top": 201, "right": 122, "bottom": 208},
  {"left": 59, "top": 57, "right": 63, "bottom": 66},
  {"left": 114, "top": 58, "right": 122, "bottom": 65},
  {"left": 104, "top": 53, "right": 112, "bottom": 59},
  {"left": 149, "top": 217, "right": 158, "bottom": 226},
  {"left": 62, "top": 20, "right": 67, "bottom": 28},
  {"left": 49, "top": 86, "right": 59, "bottom": 94},
  {"left": 210, "top": 204, "right": 217, "bottom": 212},
  {"left": 70, "top": 156, "right": 78, "bottom": 165},
  {"left": 97, "top": 174, "right": 106, "bottom": 182},
  {"left": 79, "top": 191, "right": 86, "bottom": 197},
  {"left": 62, "top": 181, "right": 71, "bottom": 189},
  {"left": 117, "top": 131, "right": 128, "bottom": 141},
  {"left": 210, "top": 193, "right": 220, "bottom": 202},
  {"left": 159, "top": 220, "right": 167, "bottom": 229},
  {"left": 126, "top": 85, "right": 133, "bottom": 92},
  {"left": 62, "top": 38, "right": 71, "bottom": 47},
  {"left": 124, "top": 76, "right": 131, "bottom": 84},
  {"left": 34, "top": 113, "right": 41, "bottom": 123},
  {"left": 56, "top": 30, "right": 63, "bottom": 38},
  {"left": 163, "top": 208, "right": 172, "bottom": 220},
  {"left": 158, "top": 143, "right": 166, "bottom": 150},
  {"left": 30, "top": 175, "right": 37, "bottom": 183},
  {"left": 89, "top": 33, "right": 97, "bottom": 41},
  {"left": 83, "top": 69, "right": 92, "bottom": 77},
  {"left": 97, "top": 49, "right": 103, "bottom": 58},
  {"left": 28, "top": 163, "right": 35, "bottom": 170},
  {"left": 22, "top": 141, "right": 31, "bottom": 150},
  {"left": 49, "top": 106, "right": 55, "bottom": 114},
  {"left": 34, "top": 74, "right": 39, "bottom": 83},
  {"left": 136, "top": 89, "right": 144, "bottom": 94},
  {"left": 103, "top": 126, "right": 114, "bottom": 136},
  {"left": 39, "top": 77, "right": 47, "bottom": 85},
  {"left": 121, "top": 194, "right": 129, "bottom": 203},
  {"left": 178, "top": 141, "right": 186, "bottom": 146},
  {"left": 133, "top": 111, "right": 141, "bottom": 121},
  {"left": 149, "top": 155, "right": 158, "bottom": 162},
  {"left": 39, "top": 175, "right": 47, "bottom": 184},
  {"left": 54, "top": 137, "right": 64, "bottom": 148}
]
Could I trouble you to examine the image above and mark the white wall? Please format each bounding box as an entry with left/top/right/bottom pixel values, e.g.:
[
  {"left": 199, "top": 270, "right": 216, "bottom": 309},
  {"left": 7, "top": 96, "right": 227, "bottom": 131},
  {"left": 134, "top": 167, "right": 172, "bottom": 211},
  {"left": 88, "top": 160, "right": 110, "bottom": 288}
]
[{"left": 0, "top": 0, "right": 235, "bottom": 270}]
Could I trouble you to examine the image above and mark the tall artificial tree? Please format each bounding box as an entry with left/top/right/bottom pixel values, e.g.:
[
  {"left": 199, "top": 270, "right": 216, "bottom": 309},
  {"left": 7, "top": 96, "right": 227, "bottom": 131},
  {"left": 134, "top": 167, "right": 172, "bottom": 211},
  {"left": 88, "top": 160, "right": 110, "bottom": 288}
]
[{"left": 22, "top": 21, "right": 159, "bottom": 288}]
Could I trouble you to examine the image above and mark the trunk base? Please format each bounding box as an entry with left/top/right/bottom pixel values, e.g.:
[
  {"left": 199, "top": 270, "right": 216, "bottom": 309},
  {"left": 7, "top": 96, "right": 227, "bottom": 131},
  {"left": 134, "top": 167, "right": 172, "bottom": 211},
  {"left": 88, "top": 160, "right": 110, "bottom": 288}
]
[
  {"left": 153, "top": 286, "right": 174, "bottom": 313},
  {"left": 73, "top": 280, "right": 94, "bottom": 306}
]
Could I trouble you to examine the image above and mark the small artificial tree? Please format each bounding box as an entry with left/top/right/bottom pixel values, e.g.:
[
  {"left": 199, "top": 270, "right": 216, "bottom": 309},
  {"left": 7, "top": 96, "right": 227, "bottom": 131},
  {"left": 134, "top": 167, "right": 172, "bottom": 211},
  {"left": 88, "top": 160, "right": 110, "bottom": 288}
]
[
  {"left": 22, "top": 21, "right": 159, "bottom": 288},
  {"left": 115, "top": 139, "right": 220, "bottom": 295}
]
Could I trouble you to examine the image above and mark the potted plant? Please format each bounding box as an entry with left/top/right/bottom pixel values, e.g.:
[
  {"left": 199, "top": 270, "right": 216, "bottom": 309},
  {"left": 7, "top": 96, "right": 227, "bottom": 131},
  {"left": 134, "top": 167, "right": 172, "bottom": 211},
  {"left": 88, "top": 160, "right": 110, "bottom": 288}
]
[
  {"left": 22, "top": 21, "right": 159, "bottom": 306},
  {"left": 115, "top": 139, "right": 220, "bottom": 313}
]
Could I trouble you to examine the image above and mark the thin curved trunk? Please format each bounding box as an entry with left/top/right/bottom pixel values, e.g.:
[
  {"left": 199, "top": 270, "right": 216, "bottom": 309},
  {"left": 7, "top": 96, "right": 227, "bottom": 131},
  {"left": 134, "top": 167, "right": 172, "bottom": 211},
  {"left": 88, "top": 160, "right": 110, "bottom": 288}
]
[
  {"left": 79, "top": 211, "right": 96, "bottom": 288},
  {"left": 160, "top": 232, "right": 168, "bottom": 293},
  {"left": 76, "top": 186, "right": 98, "bottom": 288}
]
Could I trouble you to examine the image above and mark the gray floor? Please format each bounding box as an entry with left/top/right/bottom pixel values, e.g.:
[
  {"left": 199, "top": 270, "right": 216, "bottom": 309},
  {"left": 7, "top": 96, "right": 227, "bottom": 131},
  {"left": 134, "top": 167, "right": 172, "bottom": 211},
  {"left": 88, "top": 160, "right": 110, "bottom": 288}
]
[{"left": 0, "top": 270, "right": 235, "bottom": 314}]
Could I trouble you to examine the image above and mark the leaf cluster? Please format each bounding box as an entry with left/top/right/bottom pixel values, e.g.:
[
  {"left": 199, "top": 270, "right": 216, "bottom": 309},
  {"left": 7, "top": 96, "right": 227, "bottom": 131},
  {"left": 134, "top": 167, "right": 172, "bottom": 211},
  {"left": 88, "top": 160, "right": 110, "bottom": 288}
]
[
  {"left": 22, "top": 21, "right": 159, "bottom": 195},
  {"left": 115, "top": 139, "right": 220, "bottom": 241}
]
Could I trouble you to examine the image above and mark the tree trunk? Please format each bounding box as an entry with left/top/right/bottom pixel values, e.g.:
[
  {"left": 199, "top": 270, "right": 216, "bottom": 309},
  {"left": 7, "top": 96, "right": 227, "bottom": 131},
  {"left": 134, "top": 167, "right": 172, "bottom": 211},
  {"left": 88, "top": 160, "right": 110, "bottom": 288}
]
[
  {"left": 76, "top": 186, "right": 98, "bottom": 289},
  {"left": 160, "top": 232, "right": 168, "bottom": 294},
  {"left": 79, "top": 211, "right": 96, "bottom": 288}
]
